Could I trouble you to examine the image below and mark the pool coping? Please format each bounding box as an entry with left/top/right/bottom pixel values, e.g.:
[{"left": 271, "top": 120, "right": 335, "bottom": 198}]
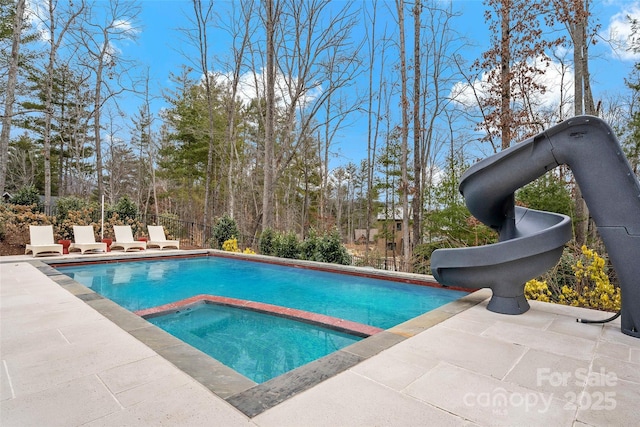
[{"left": 32, "top": 250, "right": 487, "bottom": 418}]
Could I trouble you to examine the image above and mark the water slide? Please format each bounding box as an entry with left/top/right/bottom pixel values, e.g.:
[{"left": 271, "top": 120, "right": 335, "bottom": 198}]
[{"left": 431, "top": 116, "right": 640, "bottom": 338}]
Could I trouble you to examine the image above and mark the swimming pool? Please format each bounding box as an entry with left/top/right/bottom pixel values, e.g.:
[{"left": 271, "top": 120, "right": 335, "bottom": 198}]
[{"left": 56, "top": 255, "right": 466, "bottom": 382}]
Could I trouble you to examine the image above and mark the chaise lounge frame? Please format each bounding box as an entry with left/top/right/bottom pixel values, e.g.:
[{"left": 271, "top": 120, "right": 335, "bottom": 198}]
[
  {"left": 146, "top": 225, "right": 180, "bottom": 250},
  {"left": 25, "top": 225, "right": 63, "bottom": 257},
  {"left": 111, "top": 225, "right": 147, "bottom": 252},
  {"left": 70, "top": 225, "right": 107, "bottom": 254}
]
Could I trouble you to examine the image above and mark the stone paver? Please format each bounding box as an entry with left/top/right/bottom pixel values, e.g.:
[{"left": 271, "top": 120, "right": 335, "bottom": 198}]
[
  {"left": 404, "top": 362, "right": 576, "bottom": 427},
  {"left": 403, "top": 324, "right": 528, "bottom": 379},
  {"left": 253, "top": 370, "right": 473, "bottom": 427},
  {"left": 481, "top": 321, "right": 597, "bottom": 360}
]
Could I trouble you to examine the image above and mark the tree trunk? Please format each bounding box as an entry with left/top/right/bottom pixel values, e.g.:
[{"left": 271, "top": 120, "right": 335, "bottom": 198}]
[
  {"left": 396, "top": 0, "right": 411, "bottom": 271},
  {"left": 42, "top": 0, "right": 84, "bottom": 208},
  {"left": 365, "top": 3, "right": 376, "bottom": 260},
  {"left": 191, "top": 0, "right": 217, "bottom": 230},
  {"left": 572, "top": 0, "right": 591, "bottom": 247},
  {"left": 500, "top": 0, "right": 512, "bottom": 150},
  {"left": 0, "top": 0, "right": 25, "bottom": 195},
  {"left": 43, "top": 0, "right": 57, "bottom": 213},
  {"left": 262, "top": 0, "right": 276, "bottom": 231},
  {"left": 365, "top": 1, "right": 384, "bottom": 261},
  {"left": 94, "top": 60, "right": 104, "bottom": 203},
  {"left": 411, "top": 0, "right": 422, "bottom": 250}
]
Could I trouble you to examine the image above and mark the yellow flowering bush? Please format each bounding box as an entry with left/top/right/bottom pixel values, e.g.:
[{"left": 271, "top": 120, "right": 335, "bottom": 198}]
[
  {"left": 222, "top": 237, "right": 240, "bottom": 252},
  {"left": 524, "top": 279, "right": 551, "bottom": 302},
  {"left": 569, "top": 245, "right": 621, "bottom": 311},
  {"left": 222, "top": 237, "right": 255, "bottom": 254},
  {"left": 525, "top": 245, "right": 621, "bottom": 312}
]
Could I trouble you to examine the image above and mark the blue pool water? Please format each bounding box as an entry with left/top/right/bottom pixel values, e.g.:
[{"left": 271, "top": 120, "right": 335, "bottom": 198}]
[
  {"left": 58, "top": 256, "right": 465, "bottom": 329},
  {"left": 148, "top": 304, "right": 361, "bottom": 383},
  {"left": 57, "top": 256, "right": 466, "bottom": 382}
]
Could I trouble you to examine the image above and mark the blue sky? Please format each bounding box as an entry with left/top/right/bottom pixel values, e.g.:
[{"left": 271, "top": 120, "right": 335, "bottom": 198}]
[{"left": 104, "top": 0, "right": 640, "bottom": 167}]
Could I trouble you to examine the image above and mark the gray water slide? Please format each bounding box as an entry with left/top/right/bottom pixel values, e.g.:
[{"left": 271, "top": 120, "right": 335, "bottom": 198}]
[{"left": 431, "top": 116, "right": 640, "bottom": 338}]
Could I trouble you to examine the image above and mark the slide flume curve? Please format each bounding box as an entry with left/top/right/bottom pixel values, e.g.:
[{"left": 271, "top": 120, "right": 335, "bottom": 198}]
[{"left": 431, "top": 116, "right": 640, "bottom": 338}]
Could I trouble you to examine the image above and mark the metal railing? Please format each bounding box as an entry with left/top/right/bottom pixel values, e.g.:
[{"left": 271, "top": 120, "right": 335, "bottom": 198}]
[
  {"left": 137, "top": 214, "right": 256, "bottom": 250},
  {"left": 349, "top": 254, "right": 411, "bottom": 272},
  {"left": 139, "top": 214, "right": 211, "bottom": 248}
]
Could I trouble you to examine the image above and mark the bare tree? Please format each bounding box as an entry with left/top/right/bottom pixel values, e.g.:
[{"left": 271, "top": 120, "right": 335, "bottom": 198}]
[
  {"left": 74, "top": 0, "right": 140, "bottom": 203},
  {"left": 36, "top": 0, "right": 86, "bottom": 211},
  {"left": 129, "top": 69, "right": 157, "bottom": 216},
  {"left": 141, "top": 71, "right": 159, "bottom": 217},
  {"left": 260, "top": 0, "right": 361, "bottom": 232},
  {"left": 412, "top": 0, "right": 422, "bottom": 249},
  {"left": 104, "top": 107, "right": 127, "bottom": 203},
  {"left": 0, "top": 0, "right": 26, "bottom": 195},
  {"left": 318, "top": 40, "right": 363, "bottom": 233},
  {"left": 553, "top": 0, "right": 597, "bottom": 246},
  {"left": 64, "top": 66, "right": 93, "bottom": 196},
  {"left": 475, "top": 0, "right": 560, "bottom": 150},
  {"left": 421, "top": 3, "right": 462, "bottom": 209},
  {"left": 262, "top": 0, "right": 278, "bottom": 230},
  {"left": 219, "top": 0, "right": 256, "bottom": 219},
  {"left": 190, "top": 0, "right": 218, "bottom": 230},
  {"left": 395, "top": 0, "right": 411, "bottom": 270},
  {"left": 499, "top": 0, "right": 511, "bottom": 150},
  {"left": 363, "top": 0, "right": 389, "bottom": 261},
  {"left": 6, "top": 133, "right": 37, "bottom": 190},
  {"left": 47, "top": 63, "right": 94, "bottom": 196}
]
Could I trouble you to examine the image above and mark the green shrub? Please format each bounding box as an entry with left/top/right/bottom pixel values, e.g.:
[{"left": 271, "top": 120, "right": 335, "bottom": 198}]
[
  {"left": 275, "top": 231, "right": 300, "bottom": 259},
  {"left": 318, "top": 229, "right": 351, "bottom": 265},
  {"left": 300, "top": 229, "right": 322, "bottom": 261},
  {"left": 259, "top": 228, "right": 277, "bottom": 255},
  {"left": 261, "top": 228, "right": 350, "bottom": 265},
  {"left": 212, "top": 215, "right": 239, "bottom": 249},
  {"left": 114, "top": 195, "right": 137, "bottom": 220},
  {"left": 55, "top": 196, "right": 88, "bottom": 221},
  {"left": 10, "top": 186, "right": 42, "bottom": 210},
  {"left": 516, "top": 173, "right": 573, "bottom": 216}
]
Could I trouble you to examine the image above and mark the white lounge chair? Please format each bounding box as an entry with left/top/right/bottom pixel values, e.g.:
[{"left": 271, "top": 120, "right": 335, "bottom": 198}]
[
  {"left": 147, "top": 225, "right": 180, "bottom": 250},
  {"left": 25, "top": 225, "right": 63, "bottom": 257},
  {"left": 70, "top": 225, "right": 107, "bottom": 254},
  {"left": 111, "top": 225, "right": 147, "bottom": 252}
]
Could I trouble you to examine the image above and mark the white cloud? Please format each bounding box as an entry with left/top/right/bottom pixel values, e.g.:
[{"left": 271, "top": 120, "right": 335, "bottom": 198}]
[
  {"left": 113, "top": 19, "right": 139, "bottom": 37},
  {"left": 214, "top": 68, "right": 323, "bottom": 109},
  {"left": 528, "top": 56, "right": 575, "bottom": 108},
  {"left": 25, "top": 0, "right": 51, "bottom": 42},
  {"left": 450, "top": 73, "right": 490, "bottom": 107},
  {"left": 604, "top": 3, "right": 640, "bottom": 61},
  {"left": 450, "top": 56, "right": 574, "bottom": 112}
]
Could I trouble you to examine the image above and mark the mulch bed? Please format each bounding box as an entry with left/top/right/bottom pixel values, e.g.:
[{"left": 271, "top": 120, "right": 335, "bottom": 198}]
[{"left": 0, "top": 241, "right": 24, "bottom": 256}]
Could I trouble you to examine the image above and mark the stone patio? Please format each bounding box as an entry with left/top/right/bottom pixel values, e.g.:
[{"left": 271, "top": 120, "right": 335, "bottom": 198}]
[{"left": 1, "top": 254, "right": 638, "bottom": 426}]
